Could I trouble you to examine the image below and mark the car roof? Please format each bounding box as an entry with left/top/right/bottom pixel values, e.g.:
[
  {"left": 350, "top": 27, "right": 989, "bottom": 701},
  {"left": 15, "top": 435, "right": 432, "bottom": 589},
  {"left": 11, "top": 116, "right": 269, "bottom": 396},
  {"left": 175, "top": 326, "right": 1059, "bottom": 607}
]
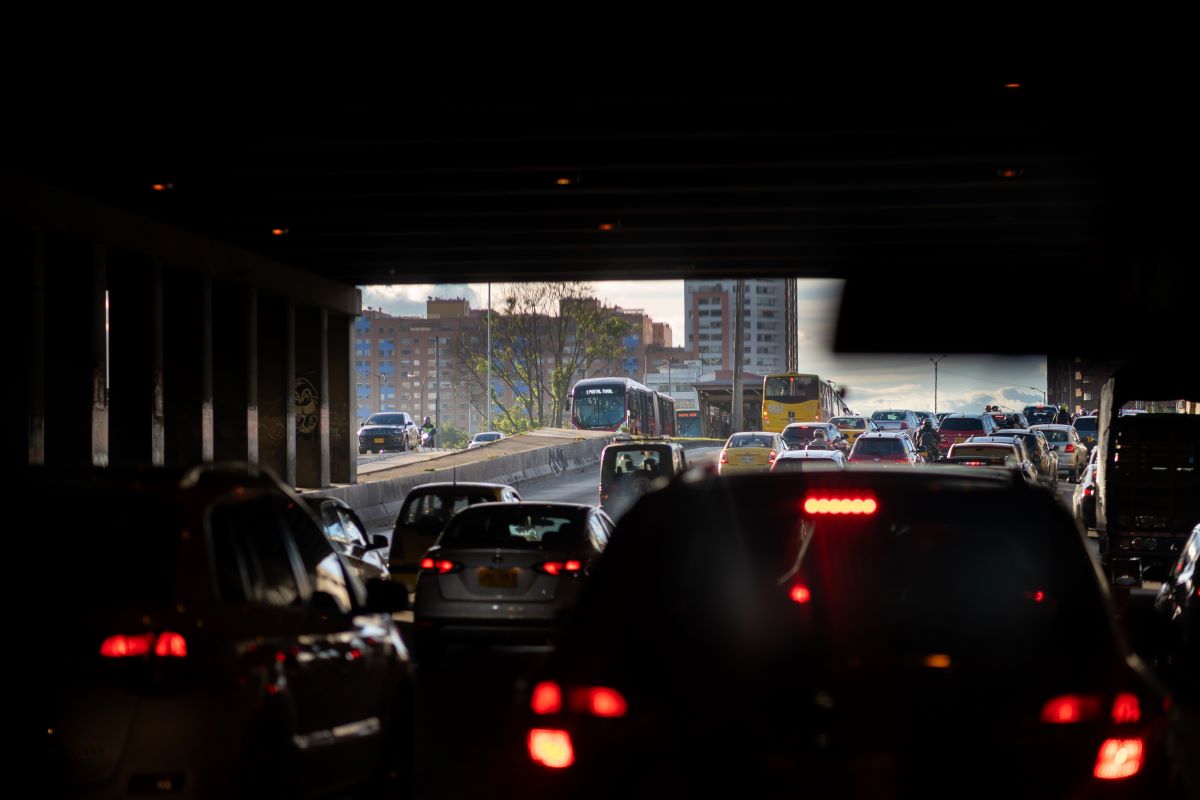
[
  {"left": 1029, "top": 424, "right": 1073, "bottom": 430},
  {"left": 406, "top": 481, "right": 516, "bottom": 494},
  {"left": 855, "top": 431, "right": 907, "bottom": 439},
  {"left": 457, "top": 500, "right": 595, "bottom": 514},
  {"left": 776, "top": 449, "right": 842, "bottom": 459}
]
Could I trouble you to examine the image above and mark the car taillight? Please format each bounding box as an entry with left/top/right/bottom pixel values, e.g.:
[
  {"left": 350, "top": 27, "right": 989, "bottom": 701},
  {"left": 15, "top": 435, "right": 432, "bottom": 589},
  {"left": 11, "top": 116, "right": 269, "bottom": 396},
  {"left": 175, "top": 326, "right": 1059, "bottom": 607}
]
[
  {"left": 100, "top": 631, "right": 188, "bottom": 659},
  {"left": 802, "top": 496, "right": 878, "bottom": 515},
  {"left": 528, "top": 729, "right": 575, "bottom": 769},
  {"left": 789, "top": 584, "right": 811, "bottom": 604},
  {"left": 531, "top": 681, "right": 563, "bottom": 715},
  {"left": 719, "top": 450, "right": 728, "bottom": 464},
  {"left": 536, "top": 561, "right": 586, "bottom": 577},
  {"left": 1065, "top": 444, "right": 1075, "bottom": 452},
  {"left": 419, "top": 558, "right": 459, "bottom": 574},
  {"left": 900, "top": 422, "right": 907, "bottom": 429},
  {"left": 575, "top": 687, "right": 628, "bottom": 718},
  {"left": 1111, "top": 693, "right": 1141, "bottom": 724},
  {"left": 1093, "top": 738, "right": 1144, "bottom": 780},
  {"left": 1040, "top": 694, "right": 1102, "bottom": 724},
  {"left": 1083, "top": 486, "right": 1094, "bottom": 496}
]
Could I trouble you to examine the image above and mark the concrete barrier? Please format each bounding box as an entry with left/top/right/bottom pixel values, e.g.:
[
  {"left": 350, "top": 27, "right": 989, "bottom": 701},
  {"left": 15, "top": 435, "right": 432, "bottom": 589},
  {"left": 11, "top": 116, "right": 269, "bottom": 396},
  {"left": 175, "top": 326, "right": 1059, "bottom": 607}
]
[{"left": 305, "top": 428, "right": 612, "bottom": 530}]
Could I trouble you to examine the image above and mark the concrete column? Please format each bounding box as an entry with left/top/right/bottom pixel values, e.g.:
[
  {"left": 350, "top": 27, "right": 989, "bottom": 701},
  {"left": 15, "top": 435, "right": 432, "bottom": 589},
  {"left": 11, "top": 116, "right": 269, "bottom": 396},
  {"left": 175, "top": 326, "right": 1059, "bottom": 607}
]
[
  {"left": 151, "top": 263, "right": 165, "bottom": 465},
  {"left": 328, "top": 311, "right": 354, "bottom": 484},
  {"left": 246, "top": 287, "right": 259, "bottom": 465},
  {"left": 295, "top": 306, "right": 330, "bottom": 488},
  {"left": 42, "top": 235, "right": 105, "bottom": 466},
  {"left": 163, "top": 270, "right": 205, "bottom": 467},
  {"left": 213, "top": 280, "right": 250, "bottom": 462},
  {"left": 200, "top": 273, "right": 213, "bottom": 463},
  {"left": 256, "top": 293, "right": 292, "bottom": 483},
  {"left": 91, "top": 245, "right": 108, "bottom": 466},
  {"left": 286, "top": 301, "right": 296, "bottom": 486},
  {"left": 28, "top": 227, "right": 45, "bottom": 465},
  {"left": 107, "top": 254, "right": 158, "bottom": 466}
]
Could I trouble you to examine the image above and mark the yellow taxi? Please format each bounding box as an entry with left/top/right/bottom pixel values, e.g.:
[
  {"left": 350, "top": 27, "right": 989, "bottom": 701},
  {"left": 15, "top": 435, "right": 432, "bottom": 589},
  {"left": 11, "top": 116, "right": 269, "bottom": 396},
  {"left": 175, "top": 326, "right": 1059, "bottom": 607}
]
[
  {"left": 718, "top": 431, "right": 786, "bottom": 475},
  {"left": 829, "top": 415, "right": 879, "bottom": 445}
]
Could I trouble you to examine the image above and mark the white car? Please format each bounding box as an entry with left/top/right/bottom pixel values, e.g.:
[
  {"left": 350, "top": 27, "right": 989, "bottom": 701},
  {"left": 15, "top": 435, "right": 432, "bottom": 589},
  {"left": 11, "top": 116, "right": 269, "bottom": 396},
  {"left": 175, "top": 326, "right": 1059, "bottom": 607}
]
[
  {"left": 468, "top": 431, "right": 504, "bottom": 449},
  {"left": 770, "top": 448, "right": 847, "bottom": 471},
  {"left": 1029, "top": 423, "right": 1089, "bottom": 482}
]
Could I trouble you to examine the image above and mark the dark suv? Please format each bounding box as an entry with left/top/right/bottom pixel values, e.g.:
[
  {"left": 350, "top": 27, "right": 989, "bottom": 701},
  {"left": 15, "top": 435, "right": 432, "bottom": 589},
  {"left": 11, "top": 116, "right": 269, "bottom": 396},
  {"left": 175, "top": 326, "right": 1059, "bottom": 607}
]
[
  {"left": 358, "top": 411, "right": 421, "bottom": 454},
  {"left": 34, "top": 464, "right": 414, "bottom": 798}
]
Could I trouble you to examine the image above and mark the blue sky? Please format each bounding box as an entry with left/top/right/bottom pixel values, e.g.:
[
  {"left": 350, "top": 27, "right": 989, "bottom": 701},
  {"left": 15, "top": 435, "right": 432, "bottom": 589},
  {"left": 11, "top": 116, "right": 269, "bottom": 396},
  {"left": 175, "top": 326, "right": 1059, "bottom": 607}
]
[{"left": 360, "top": 279, "right": 1048, "bottom": 415}]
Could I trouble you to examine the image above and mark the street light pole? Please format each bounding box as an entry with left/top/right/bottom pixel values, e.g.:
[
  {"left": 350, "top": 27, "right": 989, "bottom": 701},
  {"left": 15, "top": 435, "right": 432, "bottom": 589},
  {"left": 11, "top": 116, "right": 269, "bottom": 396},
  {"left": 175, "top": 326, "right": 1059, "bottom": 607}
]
[
  {"left": 1030, "top": 386, "right": 1047, "bottom": 404},
  {"left": 486, "top": 282, "right": 492, "bottom": 430},
  {"left": 930, "top": 355, "right": 947, "bottom": 413}
]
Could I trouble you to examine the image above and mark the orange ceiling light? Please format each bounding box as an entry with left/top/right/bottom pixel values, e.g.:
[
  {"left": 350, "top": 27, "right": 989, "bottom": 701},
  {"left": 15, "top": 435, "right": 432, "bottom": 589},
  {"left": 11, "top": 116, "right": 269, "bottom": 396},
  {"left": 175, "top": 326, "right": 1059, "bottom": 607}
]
[
  {"left": 556, "top": 177, "right": 573, "bottom": 186},
  {"left": 151, "top": 182, "right": 174, "bottom": 191},
  {"left": 271, "top": 228, "right": 289, "bottom": 236},
  {"left": 598, "top": 223, "right": 616, "bottom": 232}
]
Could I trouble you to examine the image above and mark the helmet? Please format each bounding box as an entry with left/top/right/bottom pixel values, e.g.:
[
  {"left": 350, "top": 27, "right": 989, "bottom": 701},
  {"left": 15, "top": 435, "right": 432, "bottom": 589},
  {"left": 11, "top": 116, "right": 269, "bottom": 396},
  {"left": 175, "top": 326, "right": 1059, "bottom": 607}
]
[
  {"left": 922, "top": 418, "right": 933, "bottom": 429},
  {"left": 1060, "top": 404, "right": 1068, "bottom": 412}
]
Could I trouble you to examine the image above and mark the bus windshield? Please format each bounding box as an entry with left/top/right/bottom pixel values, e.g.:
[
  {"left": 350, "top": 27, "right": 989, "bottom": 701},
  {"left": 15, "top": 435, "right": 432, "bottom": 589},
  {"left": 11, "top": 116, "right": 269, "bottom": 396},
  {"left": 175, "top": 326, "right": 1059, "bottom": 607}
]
[
  {"left": 765, "top": 375, "right": 816, "bottom": 403},
  {"left": 573, "top": 384, "right": 627, "bottom": 428}
]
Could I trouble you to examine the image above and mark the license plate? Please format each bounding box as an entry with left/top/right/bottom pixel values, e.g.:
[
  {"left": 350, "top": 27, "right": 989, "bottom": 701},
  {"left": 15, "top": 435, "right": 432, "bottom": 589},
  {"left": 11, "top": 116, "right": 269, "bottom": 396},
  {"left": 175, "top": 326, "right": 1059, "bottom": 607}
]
[
  {"left": 741, "top": 455, "right": 757, "bottom": 464},
  {"left": 374, "top": 437, "right": 385, "bottom": 444},
  {"left": 479, "top": 568, "right": 518, "bottom": 589}
]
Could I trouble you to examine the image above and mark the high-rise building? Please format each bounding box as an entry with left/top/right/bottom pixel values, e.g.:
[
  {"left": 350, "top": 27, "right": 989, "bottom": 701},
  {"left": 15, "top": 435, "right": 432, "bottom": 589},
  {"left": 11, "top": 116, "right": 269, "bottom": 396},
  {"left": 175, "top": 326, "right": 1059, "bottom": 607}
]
[{"left": 684, "top": 279, "right": 791, "bottom": 374}]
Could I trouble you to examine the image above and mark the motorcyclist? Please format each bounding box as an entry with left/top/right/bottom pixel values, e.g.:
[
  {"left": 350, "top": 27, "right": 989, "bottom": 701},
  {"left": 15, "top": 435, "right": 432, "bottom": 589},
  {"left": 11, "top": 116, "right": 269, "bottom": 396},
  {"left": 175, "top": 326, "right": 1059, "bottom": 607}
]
[
  {"left": 1055, "top": 404, "right": 1071, "bottom": 425},
  {"left": 916, "top": 418, "right": 942, "bottom": 461},
  {"left": 805, "top": 429, "right": 832, "bottom": 450},
  {"left": 421, "top": 416, "right": 437, "bottom": 448}
]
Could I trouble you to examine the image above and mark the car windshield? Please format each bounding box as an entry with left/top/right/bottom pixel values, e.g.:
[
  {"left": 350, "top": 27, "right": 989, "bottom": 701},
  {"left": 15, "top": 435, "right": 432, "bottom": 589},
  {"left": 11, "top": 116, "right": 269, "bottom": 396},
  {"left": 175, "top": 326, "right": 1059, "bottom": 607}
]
[
  {"left": 572, "top": 385, "right": 627, "bottom": 428},
  {"left": 764, "top": 375, "right": 816, "bottom": 403},
  {"left": 852, "top": 438, "right": 903, "bottom": 455},
  {"left": 475, "top": 433, "right": 501, "bottom": 442},
  {"left": 366, "top": 414, "right": 408, "bottom": 426},
  {"left": 440, "top": 508, "right": 585, "bottom": 548}
]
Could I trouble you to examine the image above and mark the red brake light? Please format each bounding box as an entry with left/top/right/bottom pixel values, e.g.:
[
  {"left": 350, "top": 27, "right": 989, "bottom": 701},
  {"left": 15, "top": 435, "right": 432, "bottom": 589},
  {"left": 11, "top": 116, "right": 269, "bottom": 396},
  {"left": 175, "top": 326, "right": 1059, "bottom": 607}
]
[
  {"left": 100, "top": 633, "right": 154, "bottom": 658},
  {"left": 789, "top": 584, "right": 812, "bottom": 604},
  {"left": 565, "top": 560, "right": 583, "bottom": 572},
  {"left": 100, "top": 632, "right": 187, "bottom": 659},
  {"left": 1111, "top": 693, "right": 1141, "bottom": 724},
  {"left": 540, "top": 561, "right": 564, "bottom": 576},
  {"left": 802, "top": 496, "right": 878, "bottom": 515},
  {"left": 1093, "top": 738, "right": 1144, "bottom": 780},
  {"left": 719, "top": 450, "right": 728, "bottom": 464},
  {"left": 1065, "top": 444, "right": 1075, "bottom": 452},
  {"left": 528, "top": 729, "right": 575, "bottom": 769},
  {"left": 1040, "top": 695, "right": 1102, "bottom": 724},
  {"left": 900, "top": 422, "right": 907, "bottom": 429},
  {"left": 577, "top": 687, "right": 628, "bottom": 718},
  {"left": 531, "top": 681, "right": 563, "bottom": 715},
  {"left": 420, "top": 557, "right": 435, "bottom": 570},
  {"left": 420, "top": 558, "right": 458, "bottom": 574},
  {"left": 1083, "top": 486, "right": 1094, "bottom": 496},
  {"left": 153, "top": 632, "right": 188, "bottom": 658}
]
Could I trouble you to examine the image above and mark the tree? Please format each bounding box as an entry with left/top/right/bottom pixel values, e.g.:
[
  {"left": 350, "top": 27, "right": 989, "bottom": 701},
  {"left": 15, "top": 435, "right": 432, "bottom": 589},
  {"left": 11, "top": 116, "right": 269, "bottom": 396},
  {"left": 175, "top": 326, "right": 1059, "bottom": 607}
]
[{"left": 454, "top": 283, "right": 632, "bottom": 431}]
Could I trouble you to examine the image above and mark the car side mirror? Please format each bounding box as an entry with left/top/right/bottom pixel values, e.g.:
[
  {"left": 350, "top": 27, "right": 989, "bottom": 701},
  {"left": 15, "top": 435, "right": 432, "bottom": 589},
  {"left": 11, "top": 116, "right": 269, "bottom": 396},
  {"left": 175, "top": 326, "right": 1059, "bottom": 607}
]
[
  {"left": 367, "top": 534, "right": 388, "bottom": 551},
  {"left": 366, "top": 578, "right": 411, "bottom": 613}
]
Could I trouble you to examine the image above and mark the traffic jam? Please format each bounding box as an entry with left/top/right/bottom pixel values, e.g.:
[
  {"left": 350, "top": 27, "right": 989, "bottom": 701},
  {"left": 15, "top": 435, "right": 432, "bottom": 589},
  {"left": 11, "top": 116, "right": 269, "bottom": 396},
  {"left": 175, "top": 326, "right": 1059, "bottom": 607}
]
[{"left": 38, "top": 365, "right": 1199, "bottom": 799}]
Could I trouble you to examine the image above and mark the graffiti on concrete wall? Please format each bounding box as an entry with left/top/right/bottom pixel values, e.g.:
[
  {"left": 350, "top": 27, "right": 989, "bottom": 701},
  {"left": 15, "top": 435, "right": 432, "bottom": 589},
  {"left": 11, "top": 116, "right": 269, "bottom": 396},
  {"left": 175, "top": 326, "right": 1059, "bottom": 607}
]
[{"left": 295, "top": 377, "right": 319, "bottom": 436}]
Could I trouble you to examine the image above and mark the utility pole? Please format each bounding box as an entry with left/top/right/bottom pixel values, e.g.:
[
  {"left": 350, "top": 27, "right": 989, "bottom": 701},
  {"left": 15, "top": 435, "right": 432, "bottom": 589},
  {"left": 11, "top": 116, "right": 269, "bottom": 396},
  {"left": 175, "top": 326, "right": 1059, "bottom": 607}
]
[
  {"left": 731, "top": 279, "right": 745, "bottom": 432},
  {"left": 930, "top": 354, "right": 947, "bottom": 413}
]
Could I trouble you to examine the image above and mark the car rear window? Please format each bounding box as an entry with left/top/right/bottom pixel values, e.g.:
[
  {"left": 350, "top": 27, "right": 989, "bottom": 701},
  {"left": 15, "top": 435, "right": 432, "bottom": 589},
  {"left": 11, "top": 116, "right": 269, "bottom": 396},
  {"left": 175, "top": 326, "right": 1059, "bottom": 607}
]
[
  {"left": 400, "top": 492, "right": 493, "bottom": 526},
  {"left": 852, "top": 438, "right": 904, "bottom": 455},
  {"left": 440, "top": 508, "right": 585, "bottom": 549},
  {"left": 730, "top": 434, "right": 775, "bottom": 448},
  {"left": 871, "top": 411, "right": 909, "bottom": 421},
  {"left": 951, "top": 445, "right": 1015, "bottom": 458},
  {"left": 782, "top": 427, "right": 827, "bottom": 444},
  {"left": 830, "top": 417, "right": 864, "bottom": 429},
  {"left": 1040, "top": 429, "right": 1070, "bottom": 443},
  {"left": 1073, "top": 417, "right": 1097, "bottom": 433},
  {"left": 939, "top": 417, "right": 985, "bottom": 431}
]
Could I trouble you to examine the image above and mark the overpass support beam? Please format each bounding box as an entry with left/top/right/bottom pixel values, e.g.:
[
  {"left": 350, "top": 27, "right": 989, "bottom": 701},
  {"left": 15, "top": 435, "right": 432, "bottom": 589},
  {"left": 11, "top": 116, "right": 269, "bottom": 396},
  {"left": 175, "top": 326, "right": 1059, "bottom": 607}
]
[
  {"left": 329, "top": 312, "right": 355, "bottom": 485},
  {"left": 163, "top": 271, "right": 213, "bottom": 467},
  {"left": 108, "top": 256, "right": 163, "bottom": 466},
  {"left": 213, "top": 282, "right": 254, "bottom": 463},
  {"left": 257, "top": 295, "right": 295, "bottom": 485},
  {"left": 296, "top": 308, "right": 331, "bottom": 488}
]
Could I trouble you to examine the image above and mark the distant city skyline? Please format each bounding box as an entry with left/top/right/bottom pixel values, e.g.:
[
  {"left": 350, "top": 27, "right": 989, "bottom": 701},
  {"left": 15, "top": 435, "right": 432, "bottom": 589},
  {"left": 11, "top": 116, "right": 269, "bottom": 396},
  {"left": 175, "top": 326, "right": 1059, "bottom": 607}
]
[{"left": 359, "top": 280, "right": 1048, "bottom": 415}]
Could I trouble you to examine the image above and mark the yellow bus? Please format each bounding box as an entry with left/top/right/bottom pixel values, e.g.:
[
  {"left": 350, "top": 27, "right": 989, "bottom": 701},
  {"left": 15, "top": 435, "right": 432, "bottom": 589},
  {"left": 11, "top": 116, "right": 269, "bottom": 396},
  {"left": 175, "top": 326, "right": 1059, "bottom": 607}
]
[{"left": 761, "top": 373, "right": 850, "bottom": 432}]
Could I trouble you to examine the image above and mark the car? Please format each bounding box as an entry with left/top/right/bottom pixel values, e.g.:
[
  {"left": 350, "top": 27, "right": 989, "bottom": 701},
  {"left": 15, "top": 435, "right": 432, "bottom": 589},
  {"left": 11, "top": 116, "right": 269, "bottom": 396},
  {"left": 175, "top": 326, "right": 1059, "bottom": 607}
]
[
  {"left": 827, "top": 415, "right": 879, "bottom": 445},
  {"left": 936, "top": 413, "right": 998, "bottom": 450},
  {"left": 935, "top": 411, "right": 955, "bottom": 423},
  {"left": 301, "top": 494, "right": 391, "bottom": 583},
  {"left": 987, "top": 429, "right": 1060, "bottom": 487},
  {"left": 388, "top": 482, "right": 522, "bottom": 590},
  {"left": 521, "top": 469, "right": 1170, "bottom": 796},
  {"left": 986, "top": 410, "right": 1029, "bottom": 429},
  {"left": 943, "top": 440, "right": 1032, "bottom": 481},
  {"left": 1073, "top": 415, "right": 1099, "bottom": 449},
  {"left": 413, "top": 501, "right": 614, "bottom": 650},
  {"left": 599, "top": 440, "right": 689, "bottom": 520},
  {"left": 770, "top": 448, "right": 847, "bottom": 471},
  {"left": 468, "top": 431, "right": 504, "bottom": 449},
  {"left": 33, "top": 463, "right": 416, "bottom": 798},
  {"left": 869, "top": 409, "right": 921, "bottom": 433},
  {"left": 718, "top": 431, "right": 786, "bottom": 475},
  {"left": 1073, "top": 447, "right": 1100, "bottom": 529},
  {"left": 846, "top": 430, "right": 921, "bottom": 465},
  {"left": 1030, "top": 423, "right": 1090, "bottom": 482},
  {"left": 781, "top": 421, "right": 850, "bottom": 454},
  {"left": 913, "top": 410, "right": 937, "bottom": 427},
  {"left": 1023, "top": 404, "right": 1061, "bottom": 426},
  {"left": 1153, "top": 523, "right": 1199, "bottom": 695},
  {"left": 358, "top": 411, "right": 421, "bottom": 454}
]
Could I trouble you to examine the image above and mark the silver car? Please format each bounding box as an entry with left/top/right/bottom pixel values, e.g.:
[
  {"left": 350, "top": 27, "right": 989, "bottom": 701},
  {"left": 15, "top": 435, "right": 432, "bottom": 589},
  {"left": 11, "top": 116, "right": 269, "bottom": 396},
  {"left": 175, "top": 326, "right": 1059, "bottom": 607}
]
[
  {"left": 869, "top": 409, "right": 921, "bottom": 434},
  {"left": 1030, "top": 423, "right": 1089, "bottom": 482},
  {"left": 770, "top": 449, "right": 847, "bottom": 471},
  {"left": 413, "top": 502, "right": 614, "bottom": 649}
]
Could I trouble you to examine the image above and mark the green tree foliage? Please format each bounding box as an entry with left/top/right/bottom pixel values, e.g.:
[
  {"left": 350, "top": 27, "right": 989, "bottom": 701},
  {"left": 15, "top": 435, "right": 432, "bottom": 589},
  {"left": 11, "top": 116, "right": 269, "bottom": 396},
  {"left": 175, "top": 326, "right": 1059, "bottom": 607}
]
[
  {"left": 436, "top": 423, "right": 470, "bottom": 450},
  {"left": 454, "top": 283, "right": 632, "bottom": 430}
]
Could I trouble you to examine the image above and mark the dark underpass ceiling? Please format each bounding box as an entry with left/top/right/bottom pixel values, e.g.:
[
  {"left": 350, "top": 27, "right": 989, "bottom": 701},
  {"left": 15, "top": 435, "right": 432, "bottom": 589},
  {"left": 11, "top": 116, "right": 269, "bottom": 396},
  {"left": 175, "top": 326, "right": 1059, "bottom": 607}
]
[{"left": 11, "top": 74, "right": 1196, "bottom": 355}]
